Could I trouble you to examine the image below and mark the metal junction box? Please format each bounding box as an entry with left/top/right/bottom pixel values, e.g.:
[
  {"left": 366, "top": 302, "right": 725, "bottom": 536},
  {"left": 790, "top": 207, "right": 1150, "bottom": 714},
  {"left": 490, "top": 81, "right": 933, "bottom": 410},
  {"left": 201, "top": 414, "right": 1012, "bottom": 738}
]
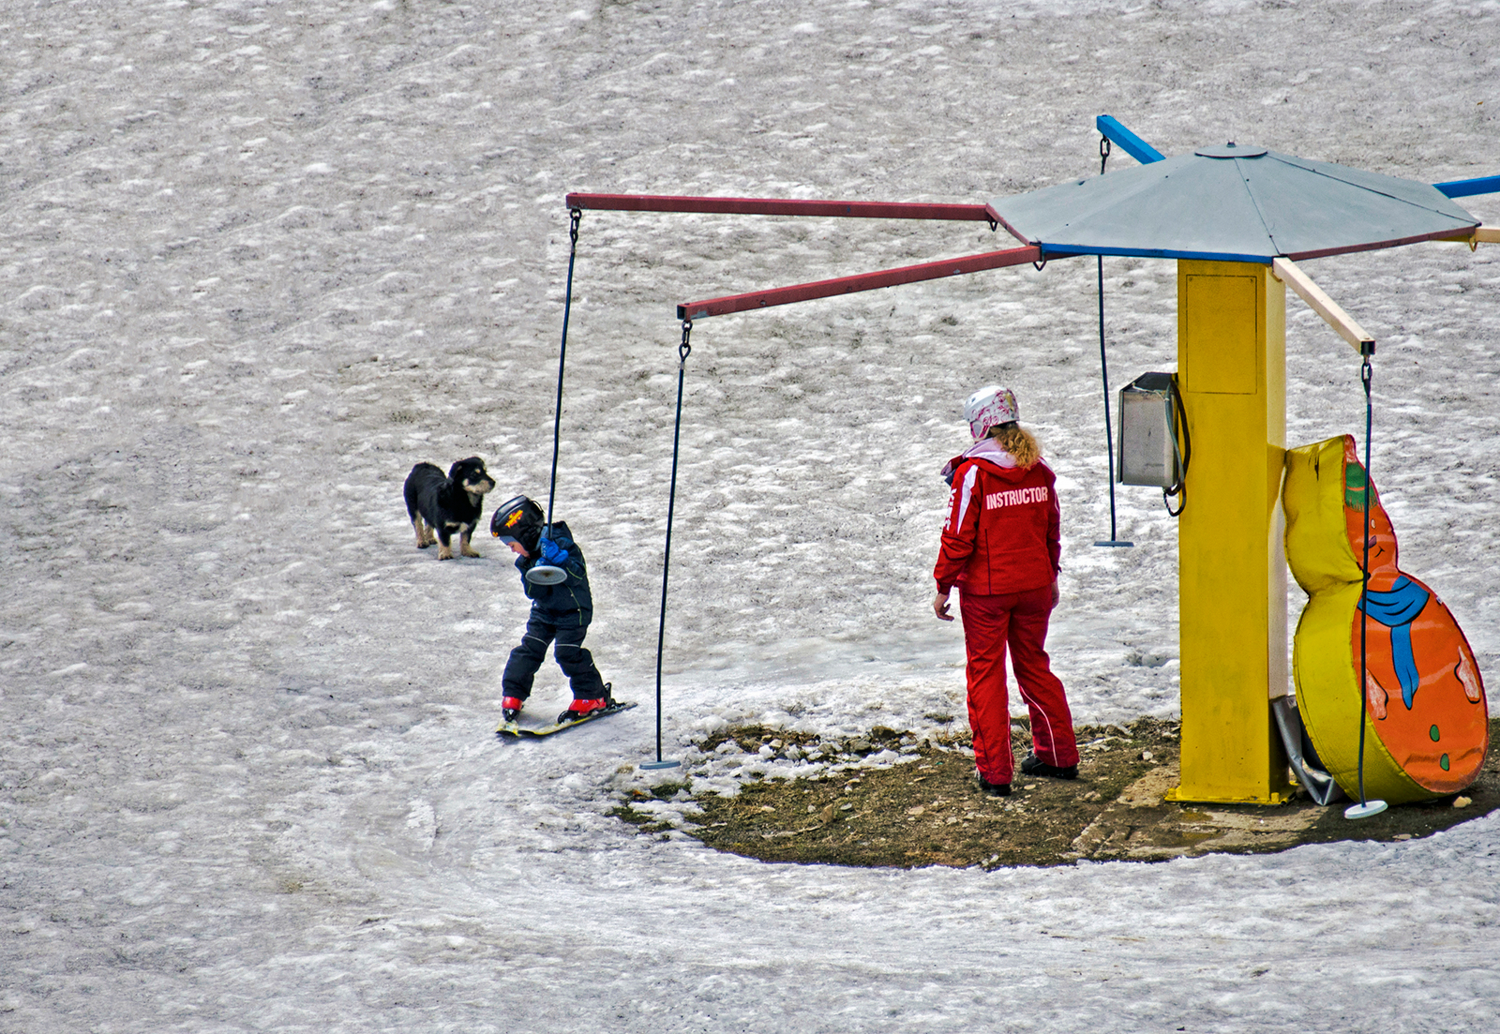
[{"left": 1118, "top": 372, "right": 1182, "bottom": 488}]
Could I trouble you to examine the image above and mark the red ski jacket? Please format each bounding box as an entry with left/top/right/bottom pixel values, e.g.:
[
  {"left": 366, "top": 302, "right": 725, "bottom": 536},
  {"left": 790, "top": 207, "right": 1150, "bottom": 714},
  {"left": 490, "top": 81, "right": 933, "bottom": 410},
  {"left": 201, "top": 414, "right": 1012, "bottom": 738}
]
[{"left": 933, "top": 441, "right": 1061, "bottom": 596}]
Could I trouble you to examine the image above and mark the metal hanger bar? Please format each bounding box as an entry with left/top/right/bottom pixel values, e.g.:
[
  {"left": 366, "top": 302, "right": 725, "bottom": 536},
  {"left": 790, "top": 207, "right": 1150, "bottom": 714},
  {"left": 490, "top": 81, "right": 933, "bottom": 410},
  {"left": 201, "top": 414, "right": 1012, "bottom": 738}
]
[
  {"left": 1095, "top": 115, "right": 1166, "bottom": 165},
  {"left": 676, "top": 245, "right": 1049, "bottom": 320},
  {"left": 564, "top": 192, "right": 995, "bottom": 221},
  {"left": 1433, "top": 174, "right": 1500, "bottom": 198}
]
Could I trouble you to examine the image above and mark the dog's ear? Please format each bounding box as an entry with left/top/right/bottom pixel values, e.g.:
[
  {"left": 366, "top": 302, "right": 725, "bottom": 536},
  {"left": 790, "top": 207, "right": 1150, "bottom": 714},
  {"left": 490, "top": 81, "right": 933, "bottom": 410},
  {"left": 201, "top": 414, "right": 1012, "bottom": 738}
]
[{"left": 451, "top": 456, "right": 484, "bottom": 478}]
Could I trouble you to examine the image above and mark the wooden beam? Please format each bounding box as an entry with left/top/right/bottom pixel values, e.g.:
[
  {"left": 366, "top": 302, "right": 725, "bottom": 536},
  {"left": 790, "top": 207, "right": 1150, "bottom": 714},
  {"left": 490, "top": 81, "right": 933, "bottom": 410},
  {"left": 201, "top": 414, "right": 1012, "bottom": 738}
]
[
  {"left": 1270, "top": 257, "right": 1375, "bottom": 355},
  {"left": 1436, "top": 226, "right": 1500, "bottom": 246}
]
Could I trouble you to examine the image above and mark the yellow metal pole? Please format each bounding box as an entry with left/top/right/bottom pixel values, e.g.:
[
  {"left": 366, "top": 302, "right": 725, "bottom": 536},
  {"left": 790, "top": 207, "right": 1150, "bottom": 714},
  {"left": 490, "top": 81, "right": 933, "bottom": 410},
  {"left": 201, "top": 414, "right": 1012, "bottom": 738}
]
[{"left": 1167, "top": 260, "right": 1293, "bottom": 804}]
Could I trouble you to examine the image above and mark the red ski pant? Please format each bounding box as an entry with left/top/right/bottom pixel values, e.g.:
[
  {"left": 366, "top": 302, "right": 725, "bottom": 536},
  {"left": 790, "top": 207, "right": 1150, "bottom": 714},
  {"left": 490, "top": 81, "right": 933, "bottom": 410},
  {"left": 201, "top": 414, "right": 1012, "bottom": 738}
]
[{"left": 959, "top": 584, "right": 1078, "bottom": 785}]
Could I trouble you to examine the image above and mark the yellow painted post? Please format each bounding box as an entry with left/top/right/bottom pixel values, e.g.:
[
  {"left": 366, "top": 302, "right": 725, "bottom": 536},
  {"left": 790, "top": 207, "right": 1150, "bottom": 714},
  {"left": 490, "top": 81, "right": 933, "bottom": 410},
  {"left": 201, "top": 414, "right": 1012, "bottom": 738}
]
[{"left": 1166, "top": 260, "right": 1293, "bottom": 804}]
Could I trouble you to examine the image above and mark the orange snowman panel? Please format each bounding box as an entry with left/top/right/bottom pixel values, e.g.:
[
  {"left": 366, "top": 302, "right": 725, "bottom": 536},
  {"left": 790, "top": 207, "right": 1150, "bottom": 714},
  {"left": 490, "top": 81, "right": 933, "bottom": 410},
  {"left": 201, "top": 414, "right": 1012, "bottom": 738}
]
[
  {"left": 1339, "top": 437, "right": 1486, "bottom": 793},
  {"left": 1284, "top": 435, "right": 1487, "bottom": 802}
]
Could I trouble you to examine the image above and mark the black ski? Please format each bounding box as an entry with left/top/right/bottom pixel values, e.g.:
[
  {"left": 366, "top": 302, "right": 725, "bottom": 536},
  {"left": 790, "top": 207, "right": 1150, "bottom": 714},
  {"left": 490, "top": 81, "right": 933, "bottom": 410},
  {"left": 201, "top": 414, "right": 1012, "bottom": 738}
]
[{"left": 496, "top": 700, "right": 637, "bottom": 738}]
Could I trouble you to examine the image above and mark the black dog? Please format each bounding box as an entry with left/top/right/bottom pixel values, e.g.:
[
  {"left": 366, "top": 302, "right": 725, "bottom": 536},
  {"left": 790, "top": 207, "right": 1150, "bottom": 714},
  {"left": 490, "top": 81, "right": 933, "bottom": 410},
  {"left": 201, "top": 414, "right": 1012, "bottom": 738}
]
[{"left": 403, "top": 457, "right": 497, "bottom": 560}]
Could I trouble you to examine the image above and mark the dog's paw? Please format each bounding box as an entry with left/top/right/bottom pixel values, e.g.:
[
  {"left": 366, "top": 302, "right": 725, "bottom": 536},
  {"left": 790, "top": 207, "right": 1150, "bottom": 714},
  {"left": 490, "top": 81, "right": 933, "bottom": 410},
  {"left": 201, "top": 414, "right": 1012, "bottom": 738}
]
[
  {"left": 461, "top": 547, "right": 482, "bottom": 558},
  {"left": 437, "top": 546, "right": 454, "bottom": 560}
]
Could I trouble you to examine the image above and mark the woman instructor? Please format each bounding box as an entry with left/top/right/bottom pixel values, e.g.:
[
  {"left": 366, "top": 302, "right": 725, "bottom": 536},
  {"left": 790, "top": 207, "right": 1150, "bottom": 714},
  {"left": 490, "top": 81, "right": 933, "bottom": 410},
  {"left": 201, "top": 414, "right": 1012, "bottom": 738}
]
[{"left": 932, "top": 385, "right": 1080, "bottom": 797}]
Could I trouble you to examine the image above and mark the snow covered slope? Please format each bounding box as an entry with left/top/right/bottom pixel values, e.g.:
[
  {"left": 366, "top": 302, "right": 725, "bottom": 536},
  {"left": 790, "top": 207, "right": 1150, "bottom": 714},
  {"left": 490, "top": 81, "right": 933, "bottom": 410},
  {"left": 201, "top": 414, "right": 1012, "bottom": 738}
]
[{"left": 2, "top": 1, "right": 1497, "bottom": 1031}]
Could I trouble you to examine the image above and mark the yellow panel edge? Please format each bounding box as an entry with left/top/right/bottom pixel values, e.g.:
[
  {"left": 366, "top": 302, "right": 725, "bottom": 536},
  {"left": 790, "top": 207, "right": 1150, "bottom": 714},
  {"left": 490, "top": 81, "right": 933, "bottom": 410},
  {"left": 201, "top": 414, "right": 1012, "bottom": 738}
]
[{"left": 1165, "top": 786, "right": 1292, "bottom": 806}]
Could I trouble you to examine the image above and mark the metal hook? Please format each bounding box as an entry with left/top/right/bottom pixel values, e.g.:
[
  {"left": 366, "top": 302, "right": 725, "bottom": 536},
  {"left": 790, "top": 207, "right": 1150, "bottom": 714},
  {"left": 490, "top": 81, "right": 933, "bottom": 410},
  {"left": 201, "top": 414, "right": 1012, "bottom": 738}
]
[{"left": 679, "top": 318, "right": 693, "bottom": 367}]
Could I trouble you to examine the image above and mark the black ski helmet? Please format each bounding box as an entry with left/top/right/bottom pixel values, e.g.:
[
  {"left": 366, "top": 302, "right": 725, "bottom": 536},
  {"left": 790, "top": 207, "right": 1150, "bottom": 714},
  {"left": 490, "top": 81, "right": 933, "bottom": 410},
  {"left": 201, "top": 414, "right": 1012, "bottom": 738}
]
[{"left": 490, "top": 495, "right": 545, "bottom": 553}]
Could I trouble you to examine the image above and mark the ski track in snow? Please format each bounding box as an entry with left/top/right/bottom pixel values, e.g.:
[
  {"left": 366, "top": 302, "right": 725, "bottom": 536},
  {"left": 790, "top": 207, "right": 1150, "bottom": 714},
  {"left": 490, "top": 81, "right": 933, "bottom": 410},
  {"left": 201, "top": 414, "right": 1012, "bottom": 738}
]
[{"left": 2, "top": 1, "right": 1498, "bottom": 1030}]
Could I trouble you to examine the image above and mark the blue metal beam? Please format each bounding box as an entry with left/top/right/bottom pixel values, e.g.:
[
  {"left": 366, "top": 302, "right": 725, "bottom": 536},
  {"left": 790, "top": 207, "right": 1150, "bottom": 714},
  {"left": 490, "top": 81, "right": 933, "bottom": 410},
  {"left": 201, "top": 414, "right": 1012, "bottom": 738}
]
[
  {"left": 1433, "top": 174, "right": 1500, "bottom": 199},
  {"left": 1096, "top": 115, "right": 1165, "bottom": 165},
  {"left": 1040, "top": 242, "right": 1271, "bottom": 264}
]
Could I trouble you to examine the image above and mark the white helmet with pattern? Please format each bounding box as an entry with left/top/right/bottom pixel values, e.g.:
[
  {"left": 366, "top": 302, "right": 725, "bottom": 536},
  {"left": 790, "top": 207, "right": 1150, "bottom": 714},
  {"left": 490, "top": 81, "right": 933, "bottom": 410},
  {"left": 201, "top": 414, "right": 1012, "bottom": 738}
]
[{"left": 963, "top": 385, "right": 1019, "bottom": 441}]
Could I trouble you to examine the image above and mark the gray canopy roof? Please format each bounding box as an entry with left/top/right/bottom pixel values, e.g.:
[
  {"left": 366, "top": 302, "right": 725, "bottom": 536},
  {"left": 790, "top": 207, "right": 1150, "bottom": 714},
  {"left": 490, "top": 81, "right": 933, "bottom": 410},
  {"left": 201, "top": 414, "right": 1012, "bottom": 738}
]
[{"left": 990, "top": 144, "right": 1480, "bottom": 263}]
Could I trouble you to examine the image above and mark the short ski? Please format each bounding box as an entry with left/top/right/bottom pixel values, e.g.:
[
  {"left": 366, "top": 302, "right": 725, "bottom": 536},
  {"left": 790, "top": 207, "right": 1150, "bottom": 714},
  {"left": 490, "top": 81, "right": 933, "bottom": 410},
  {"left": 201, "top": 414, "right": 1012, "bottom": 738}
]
[{"left": 496, "top": 700, "right": 637, "bottom": 738}]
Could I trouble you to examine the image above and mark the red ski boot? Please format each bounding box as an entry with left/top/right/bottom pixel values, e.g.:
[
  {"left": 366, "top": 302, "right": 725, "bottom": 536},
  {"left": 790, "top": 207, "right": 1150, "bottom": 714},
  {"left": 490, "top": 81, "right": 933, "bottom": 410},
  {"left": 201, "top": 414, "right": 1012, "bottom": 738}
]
[{"left": 556, "top": 692, "right": 612, "bottom": 725}]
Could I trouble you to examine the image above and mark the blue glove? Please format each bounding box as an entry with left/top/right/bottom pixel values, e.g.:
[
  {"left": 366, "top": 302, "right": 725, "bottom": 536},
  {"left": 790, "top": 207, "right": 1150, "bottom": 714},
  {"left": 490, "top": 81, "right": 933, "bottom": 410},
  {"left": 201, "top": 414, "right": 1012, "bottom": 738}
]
[{"left": 538, "top": 538, "right": 569, "bottom": 566}]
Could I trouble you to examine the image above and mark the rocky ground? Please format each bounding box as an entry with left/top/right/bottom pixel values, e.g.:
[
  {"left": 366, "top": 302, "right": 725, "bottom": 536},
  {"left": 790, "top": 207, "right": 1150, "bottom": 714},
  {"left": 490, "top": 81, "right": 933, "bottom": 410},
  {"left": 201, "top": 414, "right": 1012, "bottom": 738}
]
[{"left": 616, "top": 718, "right": 1500, "bottom": 869}]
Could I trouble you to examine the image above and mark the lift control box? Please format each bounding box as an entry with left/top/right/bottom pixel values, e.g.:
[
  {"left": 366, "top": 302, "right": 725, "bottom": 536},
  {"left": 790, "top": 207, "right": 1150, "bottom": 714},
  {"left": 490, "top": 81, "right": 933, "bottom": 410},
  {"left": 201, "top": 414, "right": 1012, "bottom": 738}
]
[{"left": 1118, "top": 372, "right": 1182, "bottom": 488}]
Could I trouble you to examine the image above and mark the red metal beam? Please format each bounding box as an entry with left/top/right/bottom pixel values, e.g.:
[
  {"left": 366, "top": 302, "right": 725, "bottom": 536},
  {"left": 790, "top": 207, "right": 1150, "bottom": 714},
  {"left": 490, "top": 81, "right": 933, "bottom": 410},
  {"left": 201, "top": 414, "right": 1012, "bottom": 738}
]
[
  {"left": 676, "top": 246, "right": 1049, "bottom": 320},
  {"left": 566, "top": 192, "right": 996, "bottom": 223}
]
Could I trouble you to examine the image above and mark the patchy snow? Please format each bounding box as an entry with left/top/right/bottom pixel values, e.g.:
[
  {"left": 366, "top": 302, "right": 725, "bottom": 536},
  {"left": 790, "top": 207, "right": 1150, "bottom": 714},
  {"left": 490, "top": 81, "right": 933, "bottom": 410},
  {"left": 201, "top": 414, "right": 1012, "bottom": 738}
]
[{"left": 2, "top": 0, "right": 1498, "bottom": 1031}]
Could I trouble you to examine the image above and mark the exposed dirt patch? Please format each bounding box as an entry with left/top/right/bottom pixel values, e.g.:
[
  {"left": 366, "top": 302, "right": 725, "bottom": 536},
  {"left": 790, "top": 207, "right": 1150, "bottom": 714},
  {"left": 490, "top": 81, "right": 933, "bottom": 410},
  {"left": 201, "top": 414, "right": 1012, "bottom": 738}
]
[{"left": 614, "top": 718, "right": 1499, "bottom": 869}]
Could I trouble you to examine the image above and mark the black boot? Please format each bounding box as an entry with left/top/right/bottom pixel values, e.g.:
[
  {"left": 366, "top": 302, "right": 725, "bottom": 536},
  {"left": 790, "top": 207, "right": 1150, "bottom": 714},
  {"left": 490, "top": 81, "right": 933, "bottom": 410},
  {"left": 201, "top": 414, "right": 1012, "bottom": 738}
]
[
  {"left": 976, "top": 774, "right": 1012, "bottom": 797},
  {"left": 1020, "top": 754, "right": 1078, "bottom": 780}
]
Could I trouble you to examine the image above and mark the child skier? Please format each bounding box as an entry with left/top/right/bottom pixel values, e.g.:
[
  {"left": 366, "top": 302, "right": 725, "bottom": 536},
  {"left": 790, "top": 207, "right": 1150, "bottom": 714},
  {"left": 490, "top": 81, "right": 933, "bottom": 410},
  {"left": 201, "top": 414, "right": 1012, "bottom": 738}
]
[{"left": 490, "top": 495, "right": 614, "bottom": 725}]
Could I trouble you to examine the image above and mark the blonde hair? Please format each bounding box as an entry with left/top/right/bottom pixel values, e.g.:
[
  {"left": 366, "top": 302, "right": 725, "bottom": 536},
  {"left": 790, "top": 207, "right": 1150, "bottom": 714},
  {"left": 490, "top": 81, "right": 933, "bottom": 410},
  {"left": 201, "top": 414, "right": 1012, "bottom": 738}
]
[{"left": 987, "top": 423, "right": 1041, "bottom": 467}]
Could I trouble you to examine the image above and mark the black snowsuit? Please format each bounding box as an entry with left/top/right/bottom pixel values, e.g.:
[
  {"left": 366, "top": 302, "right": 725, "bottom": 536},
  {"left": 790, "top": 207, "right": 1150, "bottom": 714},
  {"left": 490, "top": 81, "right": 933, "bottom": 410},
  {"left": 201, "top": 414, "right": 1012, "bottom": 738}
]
[{"left": 500, "top": 521, "right": 608, "bottom": 703}]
